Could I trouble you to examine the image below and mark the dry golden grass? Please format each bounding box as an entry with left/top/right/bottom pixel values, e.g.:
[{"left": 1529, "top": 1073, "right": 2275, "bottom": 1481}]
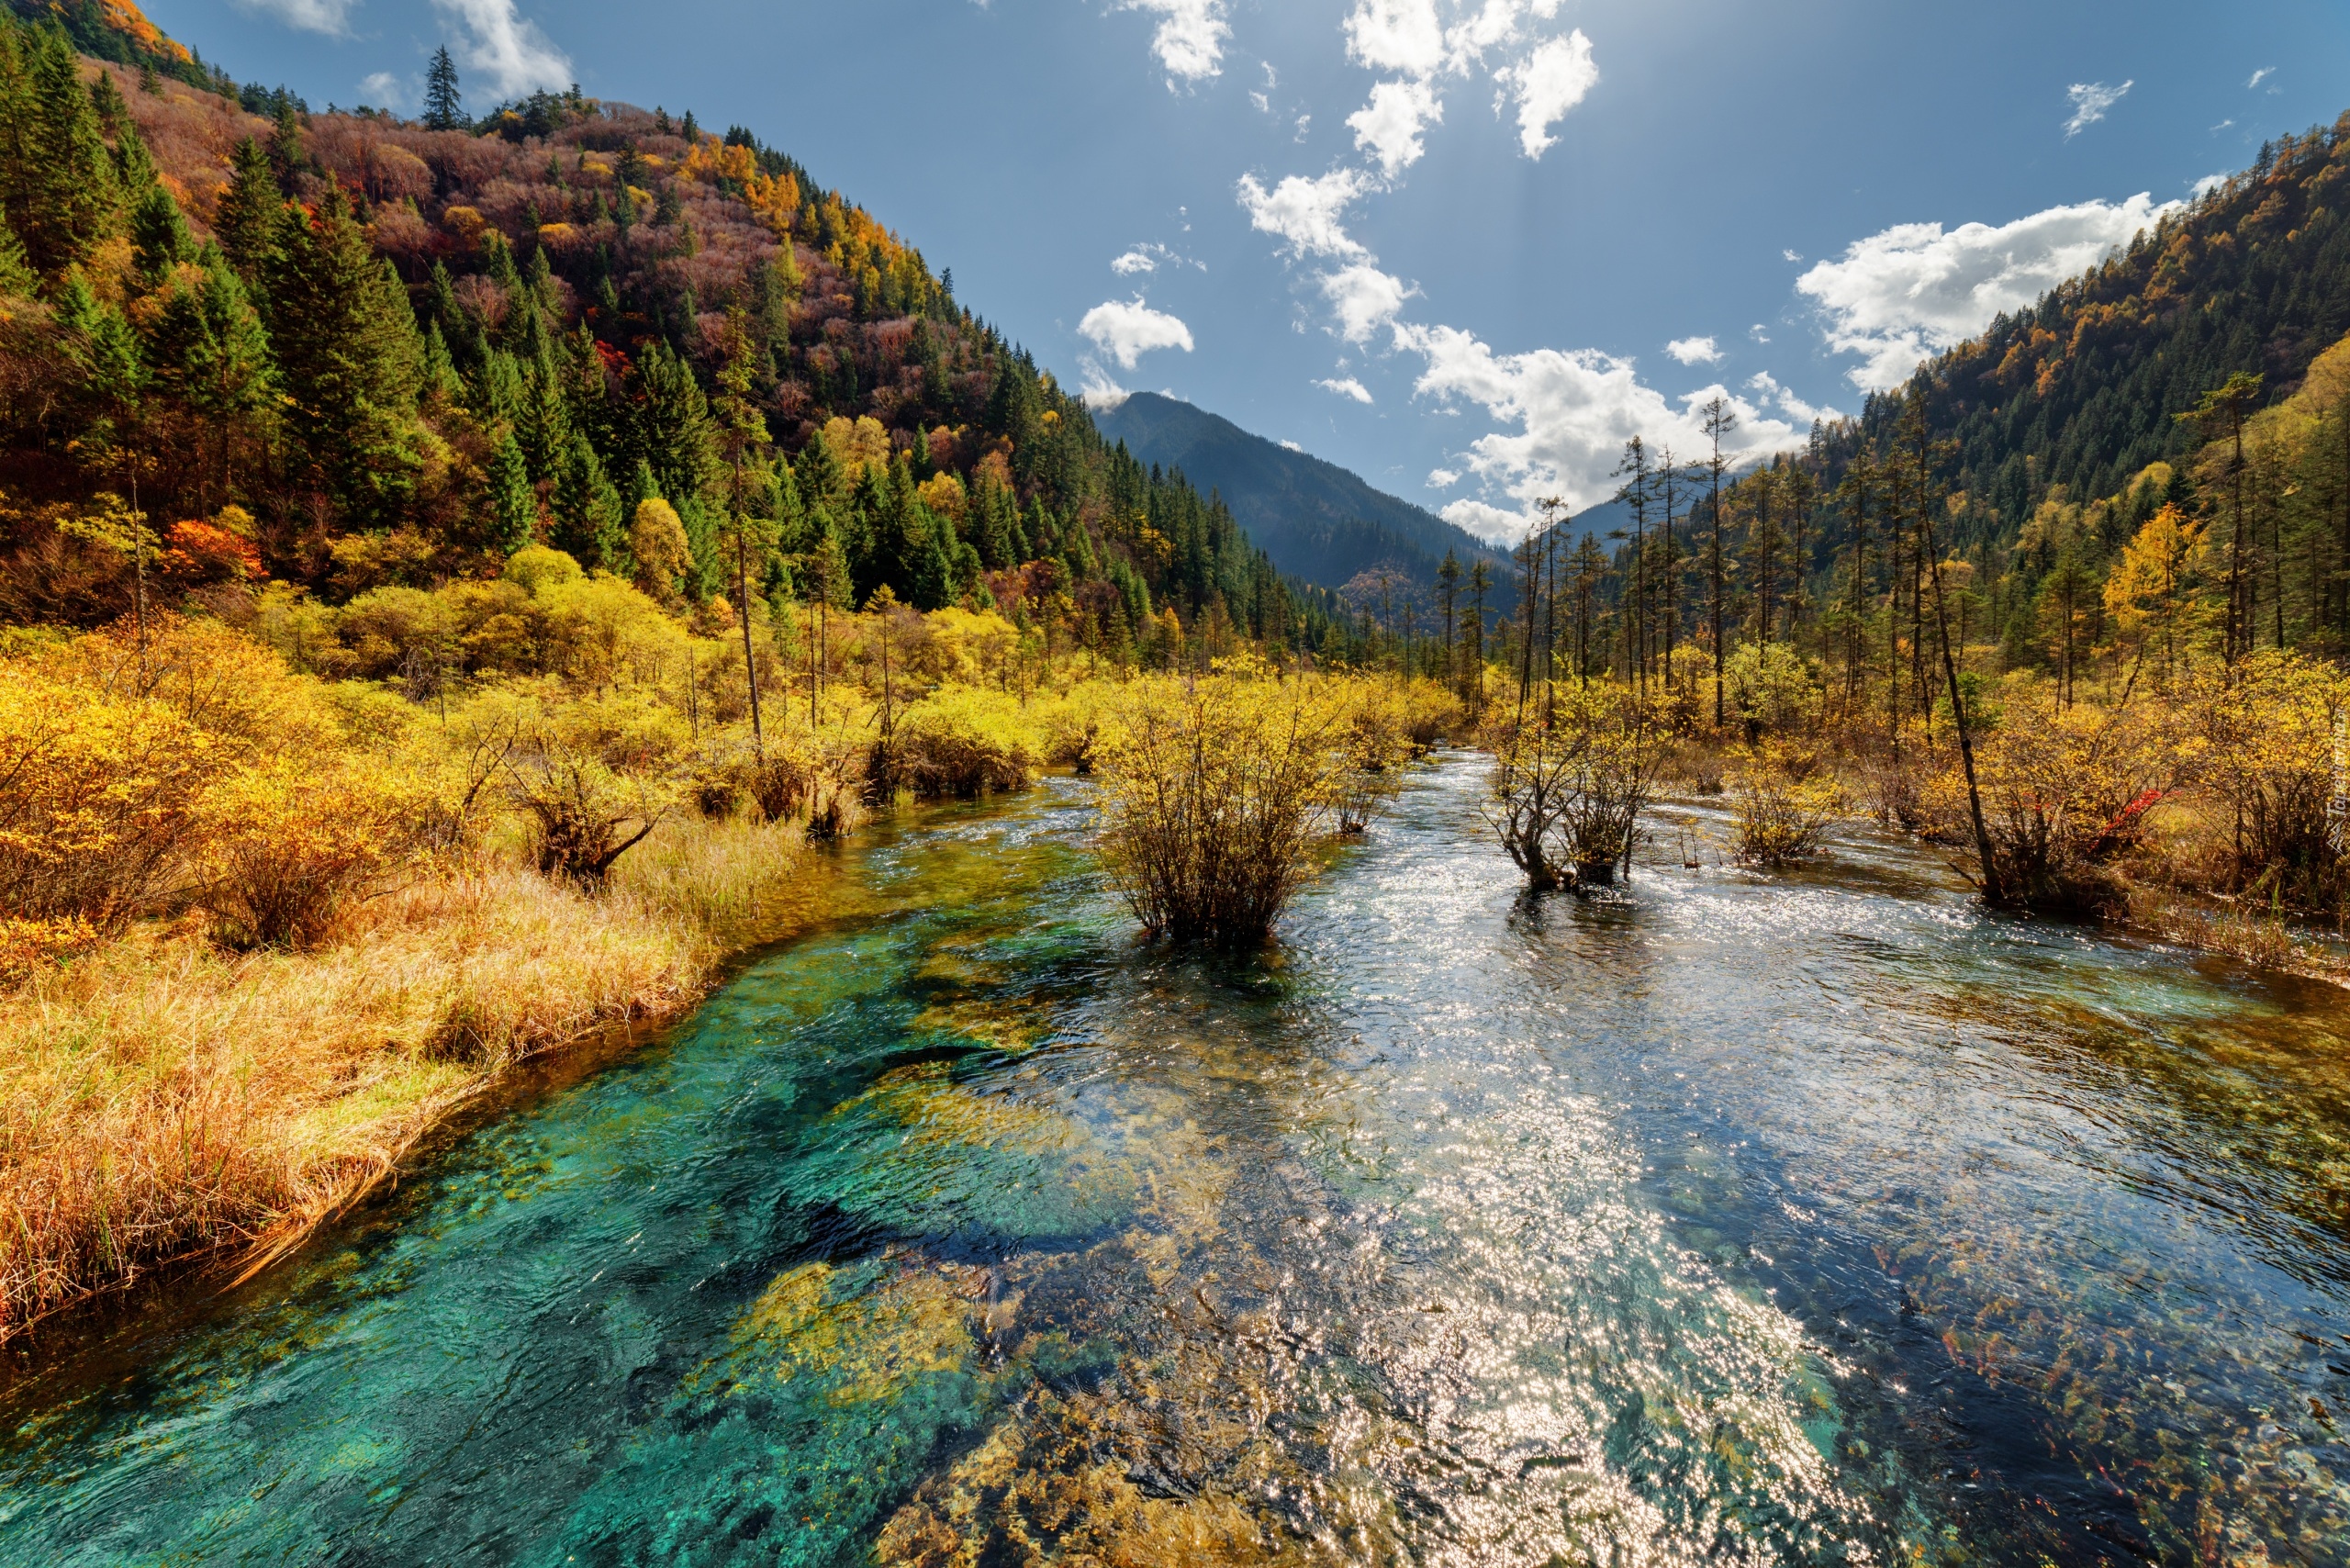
[{"left": 0, "top": 812, "right": 809, "bottom": 1340}]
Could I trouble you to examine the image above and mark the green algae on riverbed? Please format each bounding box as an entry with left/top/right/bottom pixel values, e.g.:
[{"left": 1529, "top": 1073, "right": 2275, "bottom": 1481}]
[{"left": 2, "top": 767, "right": 2347, "bottom": 1565}]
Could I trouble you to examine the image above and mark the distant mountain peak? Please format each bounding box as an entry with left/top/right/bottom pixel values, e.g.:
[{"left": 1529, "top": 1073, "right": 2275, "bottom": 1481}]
[{"left": 1093, "top": 391, "right": 1511, "bottom": 591}]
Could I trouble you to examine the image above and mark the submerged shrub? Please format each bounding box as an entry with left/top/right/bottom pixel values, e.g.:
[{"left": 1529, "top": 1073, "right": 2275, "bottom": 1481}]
[
  {"left": 1484, "top": 682, "right": 1670, "bottom": 890},
  {"left": 872, "top": 689, "right": 1035, "bottom": 801},
  {"left": 1729, "top": 743, "right": 1845, "bottom": 867},
  {"left": 1095, "top": 661, "right": 1360, "bottom": 946}
]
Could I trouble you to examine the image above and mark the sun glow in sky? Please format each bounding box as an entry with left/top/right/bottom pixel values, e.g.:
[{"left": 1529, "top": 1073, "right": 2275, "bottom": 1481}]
[{"left": 167, "top": 0, "right": 2350, "bottom": 539}]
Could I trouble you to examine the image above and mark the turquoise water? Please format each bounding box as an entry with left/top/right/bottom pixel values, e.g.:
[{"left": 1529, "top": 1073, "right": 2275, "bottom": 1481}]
[{"left": 4, "top": 759, "right": 2348, "bottom": 1564}]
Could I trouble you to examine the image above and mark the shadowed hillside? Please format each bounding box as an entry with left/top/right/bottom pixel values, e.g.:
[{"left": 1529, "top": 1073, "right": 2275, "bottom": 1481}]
[{"left": 1093, "top": 392, "right": 1514, "bottom": 590}]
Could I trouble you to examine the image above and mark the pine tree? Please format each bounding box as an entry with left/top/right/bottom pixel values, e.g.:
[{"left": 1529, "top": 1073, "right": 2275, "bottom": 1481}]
[
  {"left": 422, "top": 46, "right": 463, "bottom": 132},
  {"left": 486, "top": 431, "right": 537, "bottom": 554},
  {"left": 55, "top": 263, "right": 145, "bottom": 443},
  {"left": 0, "top": 199, "right": 36, "bottom": 298},
  {"left": 551, "top": 431, "right": 622, "bottom": 567},
  {"left": 212, "top": 138, "right": 279, "bottom": 286},
  {"left": 2, "top": 24, "right": 119, "bottom": 276},
  {"left": 148, "top": 246, "right": 275, "bottom": 499},
  {"left": 627, "top": 338, "right": 718, "bottom": 516},
  {"left": 266, "top": 97, "right": 305, "bottom": 192},
  {"left": 263, "top": 185, "right": 424, "bottom": 524},
  {"left": 127, "top": 182, "right": 190, "bottom": 287}
]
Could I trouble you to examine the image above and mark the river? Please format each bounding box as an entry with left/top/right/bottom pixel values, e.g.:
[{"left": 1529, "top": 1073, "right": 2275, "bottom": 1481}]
[{"left": 3, "top": 756, "right": 2346, "bottom": 1565}]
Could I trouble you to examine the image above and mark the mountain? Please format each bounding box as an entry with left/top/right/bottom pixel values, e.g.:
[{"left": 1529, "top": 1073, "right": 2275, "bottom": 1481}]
[
  {"left": 1893, "top": 114, "right": 2350, "bottom": 529},
  {"left": 0, "top": 6, "right": 1358, "bottom": 660},
  {"left": 1092, "top": 392, "right": 1514, "bottom": 592}
]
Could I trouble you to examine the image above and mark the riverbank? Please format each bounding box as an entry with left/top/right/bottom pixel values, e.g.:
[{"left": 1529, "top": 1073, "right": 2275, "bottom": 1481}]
[{"left": 0, "top": 811, "right": 818, "bottom": 1345}]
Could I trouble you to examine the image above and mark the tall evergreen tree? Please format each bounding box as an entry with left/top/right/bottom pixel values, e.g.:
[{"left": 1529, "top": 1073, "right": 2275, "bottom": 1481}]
[
  {"left": 486, "top": 431, "right": 536, "bottom": 554},
  {"left": 421, "top": 46, "right": 463, "bottom": 131},
  {"left": 211, "top": 138, "right": 278, "bottom": 286},
  {"left": 627, "top": 338, "right": 718, "bottom": 520},
  {"left": 1, "top": 23, "right": 119, "bottom": 276},
  {"left": 147, "top": 246, "right": 274, "bottom": 500},
  {"left": 263, "top": 186, "right": 424, "bottom": 524}
]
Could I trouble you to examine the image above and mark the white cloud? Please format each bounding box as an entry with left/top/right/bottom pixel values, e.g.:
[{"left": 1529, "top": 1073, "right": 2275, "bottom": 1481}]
[
  {"left": 1492, "top": 28, "right": 1595, "bottom": 158},
  {"left": 234, "top": 0, "right": 357, "bottom": 35},
  {"left": 1348, "top": 78, "right": 1442, "bottom": 175},
  {"left": 2247, "top": 67, "right": 2274, "bottom": 89},
  {"left": 1281, "top": 440, "right": 1306, "bottom": 452},
  {"left": 1111, "top": 243, "right": 1199, "bottom": 275},
  {"left": 1339, "top": 2, "right": 1584, "bottom": 172},
  {"left": 1664, "top": 335, "right": 1720, "bottom": 365},
  {"left": 1783, "top": 249, "right": 1802, "bottom": 263},
  {"left": 2063, "top": 80, "right": 2131, "bottom": 138},
  {"left": 360, "top": 71, "right": 407, "bottom": 108},
  {"left": 1321, "top": 263, "right": 1413, "bottom": 343},
  {"left": 1749, "top": 323, "right": 1770, "bottom": 342},
  {"left": 1796, "top": 193, "right": 2175, "bottom": 389},
  {"left": 1250, "top": 90, "right": 1270, "bottom": 114},
  {"left": 1080, "top": 366, "right": 1131, "bottom": 411},
  {"left": 2192, "top": 172, "right": 2230, "bottom": 198},
  {"left": 1745, "top": 371, "right": 1841, "bottom": 427},
  {"left": 1439, "top": 498, "right": 1536, "bottom": 544},
  {"left": 1395, "top": 321, "right": 1802, "bottom": 519},
  {"left": 1317, "top": 376, "right": 1375, "bottom": 403},
  {"left": 1117, "top": 0, "right": 1231, "bottom": 84},
  {"left": 1079, "top": 297, "right": 1195, "bottom": 369},
  {"left": 431, "top": 0, "right": 571, "bottom": 98},
  {"left": 1343, "top": 0, "right": 1448, "bottom": 77},
  {"left": 1428, "top": 466, "right": 1461, "bottom": 487},
  {"left": 1237, "top": 169, "right": 1371, "bottom": 259}
]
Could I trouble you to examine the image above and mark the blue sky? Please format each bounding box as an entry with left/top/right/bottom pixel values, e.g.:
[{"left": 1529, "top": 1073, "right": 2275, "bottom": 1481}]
[{"left": 151, "top": 0, "right": 2350, "bottom": 539}]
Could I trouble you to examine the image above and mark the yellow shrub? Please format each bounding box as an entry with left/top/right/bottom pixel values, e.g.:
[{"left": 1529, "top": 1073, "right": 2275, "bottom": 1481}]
[
  {"left": 191, "top": 756, "right": 432, "bottom": 949},
  {"left": 0, "top": 659, "right": 214, "bottom": 926},
  {"left": 1095, "top": 661, "right": 1360, "bottom": 944}
]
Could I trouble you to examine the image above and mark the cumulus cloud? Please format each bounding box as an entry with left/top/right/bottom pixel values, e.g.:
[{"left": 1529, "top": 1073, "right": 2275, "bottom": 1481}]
[
  {"left": 1796, "top": 194, "right": 2175, "bottom": 388},
  {"left": 1317, "top": 376, "right": 1375, "bottom": 403},
  {"left": 1745, "top": 372, "right": 1841, "bottom": 427},
  {"left": 1664, "top": 335, "right": 1720, "bottom": 365},
  {"left": 1395, "top": 321, "right": 1802, "bottom": 525},
  {"left": 1343, "top": 0, "right": 1449, "bottom": 77},
  {"left": 1339, "top": 1, "right": 1588, "bottom": 172},
  {"left": 1438, "top": 498, "right": 1534, "bottom": 543},
  {"left": 1080, "top": 297, "right": 1195, "bottom": 369},
  {"left": 431, "top": 0, "right": 572, "bottom": 98},
  {"left": 360, "top": 71, "right": 407, "bottom": 107},
  {"left": 1237, "top": 169, "right": 1372, "bottom": 259},
  {"left": 1117, "top": 0, "right": 1231, "bottom": 84},
  {"left": 1320, "top": 263, "right": 1413, "bottom": 343},
  {"left": 1348, "top": 79, "right": 1442, "bottom": 175},
  {"left": 1492, "top": 28, "right": 1595, "bottom": 158},
  {"left": 2063, "top": 80, "right": 2131, "bottom": 138},
  {"left": 234, "top": 0, "right": 357, "bottom": 35}
]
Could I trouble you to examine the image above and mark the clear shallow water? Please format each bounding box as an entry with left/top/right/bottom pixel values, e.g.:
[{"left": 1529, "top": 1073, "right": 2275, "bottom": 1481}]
[{"left": 5, "top": 758, "right": 2349, "bottom": 1565}]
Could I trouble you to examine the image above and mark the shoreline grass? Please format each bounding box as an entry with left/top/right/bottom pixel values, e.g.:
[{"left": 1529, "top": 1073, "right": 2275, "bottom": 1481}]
[{"left": 0, "top": 812, "right": 815, "bottom": 1345}]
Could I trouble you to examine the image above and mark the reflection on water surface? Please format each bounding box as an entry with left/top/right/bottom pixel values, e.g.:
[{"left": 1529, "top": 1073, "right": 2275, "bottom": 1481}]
[{"left": 3, "top": 761, "right": 2346, "bottom": 1565}]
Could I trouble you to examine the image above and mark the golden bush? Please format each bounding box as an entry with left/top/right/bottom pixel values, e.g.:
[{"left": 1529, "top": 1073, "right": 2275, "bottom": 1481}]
[{"left": 1095, "top": 661, "right": 1360, "bottom": 945}]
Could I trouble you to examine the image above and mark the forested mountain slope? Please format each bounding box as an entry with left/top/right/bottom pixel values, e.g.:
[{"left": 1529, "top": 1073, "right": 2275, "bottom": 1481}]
[
  {"left": 1886, "top": 115, "right": 2350, "bottom": 525},
  {"left": 1093, "top": 391, "right": 1511, "bottom": 590},
  {"left": 0, "top": 3, "right": 1354, "bottom": 662}
]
